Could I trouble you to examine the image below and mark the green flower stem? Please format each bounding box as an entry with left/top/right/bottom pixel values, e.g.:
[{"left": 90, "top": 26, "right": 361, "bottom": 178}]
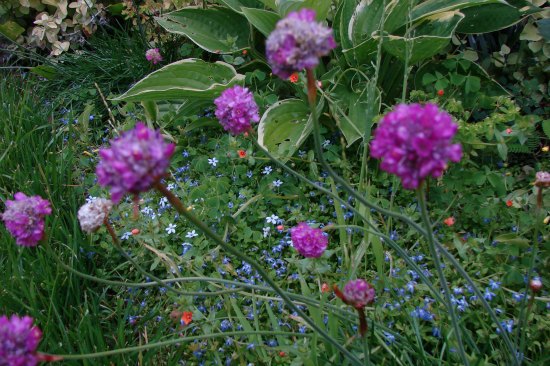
[
  {"left": 416, "top": 188, "right": 469, "bottom": 366},
  {"left": 154, "top": 182, "right": 363, "bottom": 365},
  {"left": 304, "top": 69, "right": 516, "bottom": 359},
  {"left": 516, "top": 188, "right": 544, "bottom": 360},
  {"left": 49, "top": 331, "right": 311, "bottom": 360}
]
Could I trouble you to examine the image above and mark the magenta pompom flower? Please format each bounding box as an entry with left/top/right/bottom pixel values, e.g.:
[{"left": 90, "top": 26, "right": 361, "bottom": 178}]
[
  {"left": 290, "top": 222, "right": 328, "bottom": 258},
  {"left": 535, "top": 171, "right": 550, "bottom": 188},
  {"left": 96, "top": 122, "right": 175, "bottom": 203},
  {"left": 341, "top": 279, "right": 376, "bottom": 309},
  {"left": 145, "top": 48, "right": 163, "bottom": 64},
  {"left": 0, "top": 315, "right": 42, "bottom": 366},
  {"left": 370, "top": 103, "right": 462, "bottom": 190},
  {"left": 1, "top": 192, "right": 51, "bottom": 247},
  {"left": 266, "top": 8, "right": 336, "bottom": 79},
  {"left": 214, "top": 85, "right": 260, "bottom": 135}
]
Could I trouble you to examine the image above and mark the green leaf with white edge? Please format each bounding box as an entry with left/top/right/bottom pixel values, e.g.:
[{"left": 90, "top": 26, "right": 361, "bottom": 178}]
[
  {"left": 155, "top": 7, "right": 250, "bottom": 54},
  {"left": 241, "top": 7, "right": 280, "bottom": 37},
  {"left": 218, "top": 0, "right": 264, "bottom": 14},
  {"left": 0, "top": 20, "right": 25, "bottom": 41},
  {"left": 494, "top": 233, "right": 530, "bottom": 248},
  {"left": 456, "top": 0, "right": 541, "bottom": 34},
  {"left": 112, "top": 59, "right": 244, "bottom": 102},
  {"left": 275, "top": 0, "right": 331, "bottom": 20},
  {"left": 410, "top": 0, "right": 500, "bottom": 24},
  {"left": 381, "top": 11, "right": 464, "bottom": 64},
  {"left": 258, "top": 99, "right": 323, "bottom": 162}
]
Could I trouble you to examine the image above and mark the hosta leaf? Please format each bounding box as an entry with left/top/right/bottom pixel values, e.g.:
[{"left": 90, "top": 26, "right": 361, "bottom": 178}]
[
  {"left": 381, "top": 11, "right": 464, "bottom": 63},
  {"left": 241, "top": 7, "right": 280, "bottom": 36},
  {"left": 155, "top": 7, "right": 250, "bottom": 54},
  {"left": 258, "top": 99, "right": 322, "bottom": 162},
  {"left": 112, "top": 59, "right": 244, "bottom": 102}
]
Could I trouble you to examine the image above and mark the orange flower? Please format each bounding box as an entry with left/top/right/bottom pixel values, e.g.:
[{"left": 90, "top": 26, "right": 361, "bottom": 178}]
[
  {"left": 238, "top": 149, "right": 246, "bottom": 158},
  {"left": 131, "top": 228, "right": 140, "bottom": 235},
  {"left": 437, "top": 89, "right": 444, "bottom": 96},
  {"left": 276, "top": 224, "right": 284, "bottom": 231},
  {"left": 506, "top": 128, "right": 512, "bottom": 134},
  {"left": 289, "top": 72, "right": 299, "bottom": 83},
  {"left": 506, "top": 200, "right": 513, "bottom": 207},
  {"left": 279, "top": 351, "right": 286, "bottom": 357},
  {"left": 242, "top": 49, "right": 248, "bottom": 55},
  {"left": 443, "top": 217, "right": 455, "bottom": 226},
  {"left": 321, "top": 283, "right": 330, "bottom": 293},
  {"left": 181, "top": 311, "right": 193, "bottom": 326}
]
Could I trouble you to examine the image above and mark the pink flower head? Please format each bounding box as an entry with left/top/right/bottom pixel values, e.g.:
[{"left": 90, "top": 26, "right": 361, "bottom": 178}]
[
  {"left": 290, "top": 222, "right": 328, "bottom": 258},
  {"left": 370, "top": 103, "right": 462, "bottom": 190},
  {"left": 1, "top": 193, "right": 51, "bottom": 247},
  {"left": 0, "top": 315, "right": 42, "bottom": 366},
  {"left": 335, "top": 279, "right": 375, "bottom": 309},
  {"left": 96, "top": 123, "right": 175, "bottom": 203},
  {"left": 214, "top": 85, "right": 260, "bottom": 135},
  {"left": 266, "top": 8, "right": 336, "bottom": 78},
  {"left": 145, "top": 48, "right": 163, "bottom": 64},
  {"left": 535, "top": 171, "right": 550, "bottom": 188}
]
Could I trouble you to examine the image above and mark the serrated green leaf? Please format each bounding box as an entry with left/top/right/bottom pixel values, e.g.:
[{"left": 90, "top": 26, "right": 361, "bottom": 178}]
[
  {"left": 112, "top": 59, "right": 244, "bottom": 102},
  {"left": 156, "top": 7, "right": 250, "bottom": 54},
  {"left": 541, "top": 119, "right": 550, "bottom": 139}
]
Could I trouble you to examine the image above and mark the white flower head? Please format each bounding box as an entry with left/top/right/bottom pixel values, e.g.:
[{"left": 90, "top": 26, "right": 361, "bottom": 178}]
[{"left": 78, "top": 198, "right": 113, "bottom": 233}]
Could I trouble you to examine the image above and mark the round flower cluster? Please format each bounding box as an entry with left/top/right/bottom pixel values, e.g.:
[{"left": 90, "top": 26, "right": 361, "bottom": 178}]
[
  {"left": 214, "top": 85, "right": 260, "bottom": 135},
  {"left": 266, "top": 8, "right": 336, "bottom": 79},
  {"left": 290, "top": 222, "right": 328, "bottom": 258},
  {"left": 77, "top": 198, "right": 113, "bottom": 233},
  {"left": 145, "top": 48, "right": 163, "bottom": 64},
  {"left": 1, "top": 192, "right": 51, "bottom": 247},
  {"left": 342, "top": 279, "right": 376, "bottom": 309},
  {"left": 370, "top": 103, "right": 462, "bottom": 190},
  {"left": 96, "top": 122, "right": 175, "bottom": 203},
  {"left": 535, "top": 171, "right": 550, "bottom": 188},
  {"left": 0, "top": 315, "right": 42, "bottom": 366}
]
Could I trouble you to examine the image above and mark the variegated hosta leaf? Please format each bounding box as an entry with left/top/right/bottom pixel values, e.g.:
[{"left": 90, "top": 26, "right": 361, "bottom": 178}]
[
  {"left": 112, "top": 59, "right": 244, "bottom": 102},
  {"left": 258, "top": 99, "right": 323, "bottom": 162}
]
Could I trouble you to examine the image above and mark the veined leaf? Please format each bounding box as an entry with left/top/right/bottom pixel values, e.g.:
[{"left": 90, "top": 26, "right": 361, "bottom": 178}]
[
  {"left": 156, "top": 7, "right": 250, "bottom": 54},
  {"left": 241, "top": 7, "right": 280, "bottom": 36},
  {"left": 112, "top": 59, "right": 244, "bottom": 102},
  {"left": 218, "top": 0, "right": 264, "bottom": 14},
  {"left": 381, "top": 11, "right": 464, "bottom": 64},
  {"left": 258, "top": 99, "right": 323, "bottom": 162}
]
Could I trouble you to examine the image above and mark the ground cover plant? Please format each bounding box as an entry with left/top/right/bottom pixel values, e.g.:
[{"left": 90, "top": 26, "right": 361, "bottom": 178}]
[{"left": 1, "top": 0, "right": 549, "bottom": 365}]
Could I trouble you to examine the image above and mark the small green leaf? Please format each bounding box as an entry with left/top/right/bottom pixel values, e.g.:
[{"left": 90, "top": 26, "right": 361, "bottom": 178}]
[
  {"left": 0, "top": 20, "right": 25, "bottom": 41},
  {"left": 494, "top": 233, "right": 530, "bottom": 248}
]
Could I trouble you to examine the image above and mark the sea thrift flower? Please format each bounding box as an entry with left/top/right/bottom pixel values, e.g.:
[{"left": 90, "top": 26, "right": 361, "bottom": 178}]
[
  {"left": 266, "top": 8, "right": 336, "bottom": 78},
  {"left": 214, "top": 85, "right": 260, "bottom": 135},
  {"left": 370, "top": 103, "right": 462, "bottom": 190},
  {"left": 96, "top": 122, "right": 175, "bottom": 203},
  {"left": 535, "top": 171, "right": 550, "bottom": 188},
  {"left": 1, "top": 193, "right": 51, "bottom": 247},
  {"left": 338, "top": 279, "right": 376, "bottom": 309},
  {"left": 145, "top": 48, "right": 162, "bottom": 64},
  {"left": 77, "top": 198, "right": 113, "bottom": 233},
  {"left": 290, "top": 222, "right": 328, "bottom": 258},
  {"left": 334, "top": 279, "right": 375, "bottom": 337},
  {"left": 0, "top": 315, "right": 42, "bottom": 365},
  {"left": 530, "top": 278, "right": 542, "bottom": 293}
]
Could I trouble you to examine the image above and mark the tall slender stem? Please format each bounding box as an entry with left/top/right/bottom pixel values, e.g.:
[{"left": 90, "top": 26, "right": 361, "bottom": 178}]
[
  {"left": 416, "top": 188, "right": 469, "bottom": 366},
  {"left": 154, "top": 182, "right": 362, "bottom": 364}
]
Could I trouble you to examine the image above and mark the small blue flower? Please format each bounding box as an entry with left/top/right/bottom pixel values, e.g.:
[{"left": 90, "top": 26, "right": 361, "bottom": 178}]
[
  {"left": 489, "top": 279, "right": 501, "bottom": 290},
  {"left": 262, "top": 166, "right": 273, "bottom": 175},
  {"left": 484, "top": 288, "right": 496, "bottom": 301},
  {"left": 383, "top": 331, "right": 396, "bottom": 345}
]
